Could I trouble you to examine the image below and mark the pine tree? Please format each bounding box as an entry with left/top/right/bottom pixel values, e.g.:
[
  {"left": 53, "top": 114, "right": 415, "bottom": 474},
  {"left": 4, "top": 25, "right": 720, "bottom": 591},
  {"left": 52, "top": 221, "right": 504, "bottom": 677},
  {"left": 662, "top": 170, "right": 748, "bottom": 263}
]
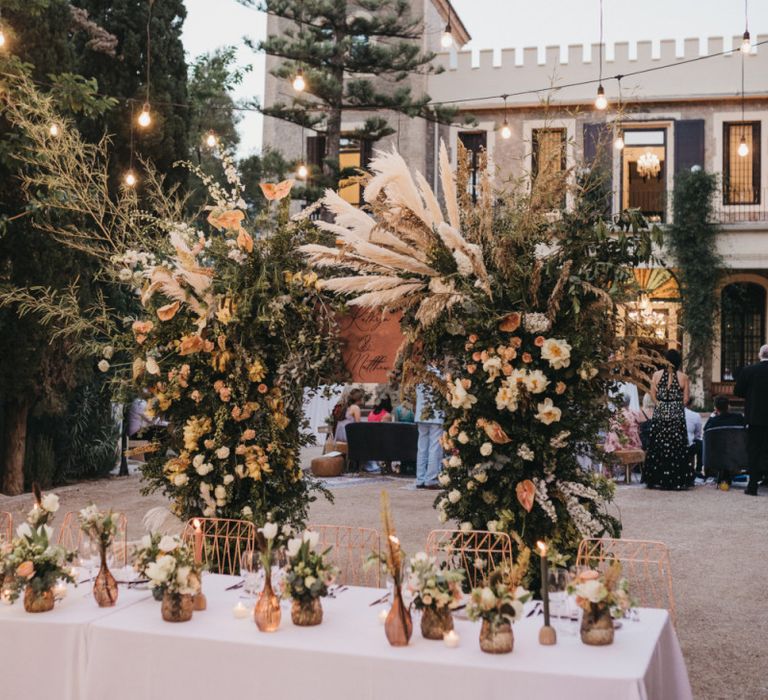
[{"left": 245, "top": 0, "right": 455, "bottom": 180}]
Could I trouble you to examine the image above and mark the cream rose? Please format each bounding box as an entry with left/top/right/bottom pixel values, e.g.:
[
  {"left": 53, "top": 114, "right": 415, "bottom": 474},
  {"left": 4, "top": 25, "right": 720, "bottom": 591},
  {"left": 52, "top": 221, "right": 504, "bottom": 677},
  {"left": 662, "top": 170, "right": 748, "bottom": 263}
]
[
  {"left": 480, "top": 442, "right": 493, "bottom": 457},
  {"left": 535, "top": 398, "right": 562, "bottom": 425},
  {"left": 540, "top": 338, "right": 572, "bottom": 370}
]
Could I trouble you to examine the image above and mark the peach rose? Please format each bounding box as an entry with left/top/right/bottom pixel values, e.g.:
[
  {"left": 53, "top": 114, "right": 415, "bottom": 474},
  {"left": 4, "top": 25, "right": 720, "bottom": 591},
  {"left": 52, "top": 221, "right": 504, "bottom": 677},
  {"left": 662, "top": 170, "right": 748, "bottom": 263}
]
[
  {"left": 522, "top": 352, "right": 533, "bottom": 363},
  {"left": 510, "top": 337, "right": 523, "bottom": 349},
  {"left": 472, "top": 351, "right": 482, "bottom": 362},
  {"left": 555, "top": 382, "right": 567, "bottom": 395},
  {"left": 16, "top": 561, "right": 35, "bottom": 579},
  {"left": 468, "top": 334, "right": 479, "bottom": 344},
  {"left": 534, "top": 335, "right": 545, "bottom": 347},
  {"left": 258, "top": 383, "right": 269, "bottom": 394},
  {"left": 466, "top": 363, "right": 477, "bottom": 374}
]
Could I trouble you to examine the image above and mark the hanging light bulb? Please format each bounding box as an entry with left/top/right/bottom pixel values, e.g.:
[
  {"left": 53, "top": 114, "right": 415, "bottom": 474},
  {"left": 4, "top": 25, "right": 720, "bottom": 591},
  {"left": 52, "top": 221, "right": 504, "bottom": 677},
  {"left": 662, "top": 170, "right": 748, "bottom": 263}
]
[
  {"left": 500, "top": 120, "right": 511, "bottom": 140},
  {"left": 137, "top": 103, "right": 151, "bottom": 128},
  {"left": 297, "top": 163, "right": 309, "bottom": 179},
  {"left": 595, "top": 84, "right": 608, "bottom": 110},
  {"left": 124, "top": 170, "right": 137, "bottom": 187},
  {"left": 49, "top": 123, "right": 60, "bottom": 137},
  {"left": 0, "top": 29, "right": 6, "bottom": 49},
  {"left": 441, "top": 27, "right": 454, "bottom": 49},
  {"left": 205, "top": 131, "right": 217, "bottom": 148},
  {"left": 614, "top": 132, "right": 624, "bottom": 150},
  {"left": 292, "top": 68, "right": 306, "bottom": 92},
  {"left": 738, "top": 137, "right": 749, "bottom": 157},
  {"left": 741, "top": 30, "right": 751, "bottom": 54}
]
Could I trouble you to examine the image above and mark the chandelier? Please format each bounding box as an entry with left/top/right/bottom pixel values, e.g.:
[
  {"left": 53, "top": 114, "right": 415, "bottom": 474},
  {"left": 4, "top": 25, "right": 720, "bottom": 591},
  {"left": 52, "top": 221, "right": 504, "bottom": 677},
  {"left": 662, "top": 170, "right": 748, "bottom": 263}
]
[
  {"left": 627, "top": 295, "right": 668, "bottom": 340},
  {"left": 637, "top": 151, "right": 661, "bottom": 180}
]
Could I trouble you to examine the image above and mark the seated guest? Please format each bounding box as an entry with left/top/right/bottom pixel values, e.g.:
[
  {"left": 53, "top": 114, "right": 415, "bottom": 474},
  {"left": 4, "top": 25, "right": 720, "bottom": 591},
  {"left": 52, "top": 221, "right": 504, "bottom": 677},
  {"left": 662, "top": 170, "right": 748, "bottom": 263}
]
[
  {"left": 704, "top": 395, "right": 745, "bottom": 488},
  {"left": 684, "top": 398, "right": 703, "bottom": 477},
  {"left": 393, "top": 399, "right": 415, "bottom": 423},
  {"left": 368, "top": 396, "right": 393, "bottom": 423},
  {"left": 334, "top": 388, "right": 364, "bottom": 443}
]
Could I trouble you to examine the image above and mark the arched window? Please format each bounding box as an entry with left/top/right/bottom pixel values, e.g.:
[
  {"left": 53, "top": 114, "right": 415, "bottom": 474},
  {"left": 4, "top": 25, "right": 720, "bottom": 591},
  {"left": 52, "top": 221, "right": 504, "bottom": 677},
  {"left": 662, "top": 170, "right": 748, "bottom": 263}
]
[{"left": 721, "top": 282, "right": 766, "bottom": 381}]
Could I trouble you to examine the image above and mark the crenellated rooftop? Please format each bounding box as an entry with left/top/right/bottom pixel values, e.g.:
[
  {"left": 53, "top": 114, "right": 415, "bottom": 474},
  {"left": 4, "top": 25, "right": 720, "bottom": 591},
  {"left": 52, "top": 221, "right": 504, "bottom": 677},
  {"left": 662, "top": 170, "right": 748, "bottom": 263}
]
[{"left": 429, "top": 35, "right": 768, "bottom": 109}]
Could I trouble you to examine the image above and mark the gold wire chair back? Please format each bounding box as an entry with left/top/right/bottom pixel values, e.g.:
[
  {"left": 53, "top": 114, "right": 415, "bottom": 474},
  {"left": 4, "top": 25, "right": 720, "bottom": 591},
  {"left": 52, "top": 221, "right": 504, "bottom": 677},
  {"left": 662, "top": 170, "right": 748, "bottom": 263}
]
[
  {"left": 181, "top": 518, "right": 257, "bottom": 576},
  {"left": 425, "top": 529, "right": 514, "bottom": 589},
  {"left": 0, "top": 511, "right": 12, "bottom": 542},
  {"left": 57, "top": 511, "right": 129, "bottom": 566},
  {"left": 308, "top": 524, "right": 381, "bottom": 587},
  {"left": 576, "top": 537, "right": 676, "bottom": 624}
]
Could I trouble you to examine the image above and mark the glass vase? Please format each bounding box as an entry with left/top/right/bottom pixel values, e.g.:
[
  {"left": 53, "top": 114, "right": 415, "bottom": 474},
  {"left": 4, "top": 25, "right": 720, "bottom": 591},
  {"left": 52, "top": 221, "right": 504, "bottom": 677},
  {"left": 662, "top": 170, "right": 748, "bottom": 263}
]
[
  {"left": 420, "top": 606, "right": 453, "bottom": 640},
  {"left": 580, "top": 602, "right": 614, "bottom": 646},
  {"left": 479, "top": 619, "right": 514, "bottom": 654},
  {"left": 23, "top": 586, "right": 55, "bottom": 613},
  {"left": 291, "top": 597, "right": 323, "bottom": 626},
  {"left": 254, "top": 572, "right": 281, "bottom": 632},
  {"left": 161, "top": 591, "right": 194, "bottom": 622},
  {"left": 93, "top": 545, "right": 119, "bottom": 607},
  {"left": 385, "top": 584, "right": 412, "bottom": 646}
]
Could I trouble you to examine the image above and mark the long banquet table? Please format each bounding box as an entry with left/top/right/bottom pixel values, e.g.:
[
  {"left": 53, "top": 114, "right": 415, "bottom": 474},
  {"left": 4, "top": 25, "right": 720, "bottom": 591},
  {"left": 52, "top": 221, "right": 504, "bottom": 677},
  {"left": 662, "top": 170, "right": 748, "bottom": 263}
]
[{"left": 2, "top": 574, "right": 692, "bottom": 700}]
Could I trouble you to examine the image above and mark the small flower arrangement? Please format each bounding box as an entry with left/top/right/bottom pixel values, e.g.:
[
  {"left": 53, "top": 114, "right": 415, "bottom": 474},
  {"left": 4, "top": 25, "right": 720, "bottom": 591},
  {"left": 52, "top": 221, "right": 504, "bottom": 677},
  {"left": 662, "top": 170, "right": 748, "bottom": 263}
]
[
  {"left": 407, "top": 553, "right": 464, "bottom": 612},
  {"left": 134, "top": 534, "right": 201, "bottom": 600},
  {"left": 466, "top": 569, "right": 532, "bottom": 626},
  {"left": 567, "top": 561, "right": 634, "bottom": 618},
  {"left": 78, "top": 505, "right": 120, "bottom": 551},
  {"left": 283, "top": 531, "right": 339, "bottom": 603},
  {"left": 1, "top": 491, "right": 74, "bottom": 607}
]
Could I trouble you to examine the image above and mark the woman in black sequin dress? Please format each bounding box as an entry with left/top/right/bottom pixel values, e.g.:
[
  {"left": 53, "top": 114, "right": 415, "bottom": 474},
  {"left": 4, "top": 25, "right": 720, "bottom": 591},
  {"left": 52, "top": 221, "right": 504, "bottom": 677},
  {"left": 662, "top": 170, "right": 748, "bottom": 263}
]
[{"left": 644, "top": 349, "right": 692, "bottom": 490}]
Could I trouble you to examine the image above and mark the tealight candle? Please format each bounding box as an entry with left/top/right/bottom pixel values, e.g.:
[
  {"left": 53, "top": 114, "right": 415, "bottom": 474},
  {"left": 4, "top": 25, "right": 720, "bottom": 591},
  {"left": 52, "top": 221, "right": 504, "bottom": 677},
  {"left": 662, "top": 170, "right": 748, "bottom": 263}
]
[
  {"left": 378, "top": 608, "right": 389, "bottom": 624},
  {"left": 53, "top": 582, "right": 67, "bottom": 600},
  {"left": 443, "top": 630, "right": 460, "bottom": 648},
  {"left": 233, "top": 601, "right": 249, "bottom": 619}
]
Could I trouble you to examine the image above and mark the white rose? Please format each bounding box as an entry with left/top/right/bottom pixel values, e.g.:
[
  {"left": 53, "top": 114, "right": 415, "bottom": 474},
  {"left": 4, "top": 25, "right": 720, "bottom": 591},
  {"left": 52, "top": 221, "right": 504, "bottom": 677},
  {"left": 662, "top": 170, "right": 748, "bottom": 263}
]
[
  {"left": 145, "top": 356, "right": 160, "bottom": 375},
  {"left": 102, "top": 345, "right": 114, "bottom": 360},
  {"left": 448, "top": 489, "right": 461, "bottom": 504},
  {"left": 215, "top": 446, "right": 230, "bottom": 460},
  {"left": 145, "top": 561, "right": 169, "bottom": 584},
  {"left": 438, "top": 510, "right": 448, "bottom": 523},
  {"left": 457, "top": 431, "right": 469, "bottom": 444},
  {"left": 466, "top": 480, "right": 476, "bottom": 491},
  {"left": 203, "top": 505, "right": 216, "bottom": 517},
  {"left": 438, "top": 473, "right": 451, "bottom": 487},
  {"left": 577, "top": 579, "right": 608, "bottom": 604},
  {"left": 223, "top": 474, "right": 234, "bottom": 485},
  {"left": 286, "top": 538, "right": 302, "bottom": 558},
  {"left": 474, "top": 471, "right": 488, "bottom": 484},
  {"left": 486, "top": 520, "right": 498, "bottom": 532},
  {"left": 196, "top": 462, "right": 213, "bottom": 476},
  {"left": 540, "top": 338, "right": 572, "bottom": 370},
  {"left": 259, "top": 522, "right": 278, "bottom": 541},
  {"left": 158, "top": 536, "right": 178, "bottom": 553},
  {"left": 173, "top": 474, "right": 189, "bottom": 486},
  {"left": 304, "top": 576, "right": 317, "bottom": 588},
  {"left": 302, "top": 530, "right": 320, "bottom": 549},
  {"left": 192, "top": 454, "right": 205, "bottom": 469},
  {"left": 214, "top": 485, "right": 227, "bottom": 500},
  {"left": 241, "top": 506, "right": 253, "bottom": 517},
  {"left": 448, "top": 454, "right": 462, "bottom": 468},
  {"left": 480, "top": 587, "right": 497, "bottom": 610},
  {"left": 140, "top": 535, "right": 152, "bottom": 549},
  {"left": 176, "top": 566, "right": 191, "bottom": 587},
  {"left": 41, "top": 493, "right": 60, "bottom": 513},
  {"left": 118, "top": 268, "right": 133, "bottom": 282},
  {"left": 523, "top": 369, "right": 550, "bottom": 394},
  {"left": 480, "top": 442, "right": 493, "bottom": 457},
  {"left": 97, "top": 359, "right": 110, "bottom": 373},
  {"left": 459, "top": 521, "right": 473, "bottom": 533},
  {"left": 535, "top": 398, "right": 562, "bottom": 426}
]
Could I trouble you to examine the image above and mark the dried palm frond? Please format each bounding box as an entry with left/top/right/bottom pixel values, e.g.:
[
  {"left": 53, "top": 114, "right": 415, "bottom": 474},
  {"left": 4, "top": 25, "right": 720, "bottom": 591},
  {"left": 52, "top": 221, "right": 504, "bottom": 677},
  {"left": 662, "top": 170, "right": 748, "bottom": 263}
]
[
  {"left": 321, "top": 276, "right": 410, "bottom": 294},
  {"left": 365, "top": 148, "right": 430, "bottom": 229},
  {"left": 348, "top": 283, "right": 426, "bottom": 308},
  {"left": 321, "top": 189, "right": 376, "bottom": 238},
  {"left": 414, "top": 170, "right": 445, "bottom": 229},
  {"left": 547, "top": 260, "right": 573, "bottom": 321},
  {"left": 530, "top": 259, "right": 543, "bottom": 308}
]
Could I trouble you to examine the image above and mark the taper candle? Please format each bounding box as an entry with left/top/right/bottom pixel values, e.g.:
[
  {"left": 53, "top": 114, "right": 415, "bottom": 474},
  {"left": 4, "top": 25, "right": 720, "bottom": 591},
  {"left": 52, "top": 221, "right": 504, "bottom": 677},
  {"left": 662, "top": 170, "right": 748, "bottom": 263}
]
[{"left": 537, "top": 541, "right": 550, "bottom": 627}]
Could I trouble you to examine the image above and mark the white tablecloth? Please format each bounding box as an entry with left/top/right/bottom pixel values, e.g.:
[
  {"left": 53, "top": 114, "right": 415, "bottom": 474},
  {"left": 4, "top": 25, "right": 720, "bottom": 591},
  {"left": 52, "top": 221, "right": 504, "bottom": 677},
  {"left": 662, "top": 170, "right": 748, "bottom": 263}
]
[
  {"left": 83, "top": 575, "right": 692, "bottom": 700},
  {"left": 0, "top": 578, "right": 151, "bottom": 700}
]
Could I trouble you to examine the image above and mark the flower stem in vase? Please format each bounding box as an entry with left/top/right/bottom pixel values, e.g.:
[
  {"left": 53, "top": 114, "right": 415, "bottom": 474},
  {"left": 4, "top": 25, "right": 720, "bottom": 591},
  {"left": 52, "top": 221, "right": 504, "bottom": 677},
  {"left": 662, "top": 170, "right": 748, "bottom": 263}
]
[
  {"left": 93, "top": 544, "right": 119, "bottom": 607},
  {"left": 385, "top": 583, "right": 412, "bottom": 646},
  {"left": 254, "top": 572, "right": 281, "bottom": 632}
]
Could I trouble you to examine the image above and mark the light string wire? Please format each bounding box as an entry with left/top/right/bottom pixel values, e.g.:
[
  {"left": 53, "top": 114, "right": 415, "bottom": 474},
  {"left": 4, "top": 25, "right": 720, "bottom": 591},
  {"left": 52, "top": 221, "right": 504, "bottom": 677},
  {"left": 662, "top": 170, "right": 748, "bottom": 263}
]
[
  {"left": 599, "top": 0, "right": 604, "bottom": 86},
  {"left": 145, "top": 0, "right": 153, "bottom": 105}
]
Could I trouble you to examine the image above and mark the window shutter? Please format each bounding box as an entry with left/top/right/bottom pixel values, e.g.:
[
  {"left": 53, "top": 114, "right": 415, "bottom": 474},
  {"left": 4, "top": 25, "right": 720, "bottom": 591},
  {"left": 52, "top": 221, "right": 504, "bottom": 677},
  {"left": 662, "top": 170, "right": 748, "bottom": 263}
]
[{"left": 674, "top": 119, "right": 705, "bottom": 174}]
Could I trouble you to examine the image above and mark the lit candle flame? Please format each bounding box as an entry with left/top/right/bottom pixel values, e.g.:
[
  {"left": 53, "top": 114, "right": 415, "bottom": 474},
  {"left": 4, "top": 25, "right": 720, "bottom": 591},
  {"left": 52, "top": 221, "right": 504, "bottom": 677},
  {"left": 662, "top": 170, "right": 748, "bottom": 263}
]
[
  {"left": 536, "top": 540, "right": 547, "bottom": 555},
  {"left": 193, "top": 518, "right": 201, "bottom": 531}
]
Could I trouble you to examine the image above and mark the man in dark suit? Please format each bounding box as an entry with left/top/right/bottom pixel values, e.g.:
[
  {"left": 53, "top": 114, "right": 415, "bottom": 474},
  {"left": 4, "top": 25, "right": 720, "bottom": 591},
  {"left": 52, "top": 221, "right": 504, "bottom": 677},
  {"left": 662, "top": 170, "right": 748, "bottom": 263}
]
[
  {"left": 704, "top": 396, "right": 745, "bottom": 488},
  {"left": 734, "top": 345, "right": 768, "bottom": 495}
]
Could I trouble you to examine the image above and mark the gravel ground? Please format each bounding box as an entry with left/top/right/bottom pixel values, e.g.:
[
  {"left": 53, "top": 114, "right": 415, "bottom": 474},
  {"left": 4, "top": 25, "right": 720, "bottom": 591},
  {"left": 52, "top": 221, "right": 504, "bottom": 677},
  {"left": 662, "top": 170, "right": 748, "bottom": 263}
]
[{"left": 1, "top": 455, "right": 766, "bottom": 700}]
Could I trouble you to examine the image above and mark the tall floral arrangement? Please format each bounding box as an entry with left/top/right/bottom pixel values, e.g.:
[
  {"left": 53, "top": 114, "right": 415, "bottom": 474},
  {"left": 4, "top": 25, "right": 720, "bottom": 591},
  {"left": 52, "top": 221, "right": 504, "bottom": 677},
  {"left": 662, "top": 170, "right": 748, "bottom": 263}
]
[
  {"left": 302, "top": 144, "right": 660, "bottom": 577},
  {"left": 0, "top": 71, "right": 345, "bottom": 530}
]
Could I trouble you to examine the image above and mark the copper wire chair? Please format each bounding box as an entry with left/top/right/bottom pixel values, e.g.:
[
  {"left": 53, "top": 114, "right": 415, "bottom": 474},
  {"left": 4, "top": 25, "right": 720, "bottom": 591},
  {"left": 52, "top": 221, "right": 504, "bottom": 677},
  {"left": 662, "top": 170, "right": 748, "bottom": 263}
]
[
  {"left": 181, "top": 518, "right": 257, "bottom": 576},
  {"left": 576, "top": 537, "right": 676, "bottom": 624},
  {"left": 57, "top": 511, "right": 129, "bottom": 565},
  {"left": 425, "top": 529, "right": 514, "bottom": 589},
  {"left": 308, "top": 524, "right": 381, "bottom": 587},
  {"left": 0, "top": 511, "right": 12, "bottom": 542}
]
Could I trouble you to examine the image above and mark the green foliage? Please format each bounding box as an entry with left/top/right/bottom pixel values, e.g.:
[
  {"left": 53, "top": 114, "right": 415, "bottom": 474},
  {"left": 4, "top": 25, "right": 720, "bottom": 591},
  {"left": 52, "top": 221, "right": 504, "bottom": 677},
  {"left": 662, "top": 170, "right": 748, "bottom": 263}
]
[
  {"left": 667, "top": 170, "right": 724, "bottom": 373},
  {"left": 23, "top": 431, "right": 57, "bottom": 490}
]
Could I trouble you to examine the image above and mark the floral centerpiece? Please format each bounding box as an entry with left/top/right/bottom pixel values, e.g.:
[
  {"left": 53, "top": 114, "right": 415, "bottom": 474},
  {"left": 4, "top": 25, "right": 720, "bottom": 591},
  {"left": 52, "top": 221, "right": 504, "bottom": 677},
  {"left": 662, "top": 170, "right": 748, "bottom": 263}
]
[
  {"left": 407, "top": 552, "right": 464, "bottom": 639},
  {"left": 302, "top": 143, "right": 661, "bottom": 584},
  {"left": 568, "top": 562, "right": 634, "bottom": 646},
  {"left": 78, "top": 505, "right": 120, "bottom": 607},
  {"left": 1, "top": 490, "right": 74, "bottom": 613},
  {"left": 466, "top": 547, "right": 531, "bottom": 654},
  {"left": 254, "top": 521, "right": 282, "bottom": 632},
  {"left": 283, "top": 530, "right": 339, "bottom": 626},
  {"left": 134, "top": 534, "right": 201, "bottom": 622}
]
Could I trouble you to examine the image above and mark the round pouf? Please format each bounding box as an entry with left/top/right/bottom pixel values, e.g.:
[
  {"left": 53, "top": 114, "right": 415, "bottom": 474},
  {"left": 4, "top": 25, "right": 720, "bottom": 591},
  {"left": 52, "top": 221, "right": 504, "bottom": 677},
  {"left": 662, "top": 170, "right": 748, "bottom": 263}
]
[{"left": 311, "top": 454, "right": 345, "bottom": 477}]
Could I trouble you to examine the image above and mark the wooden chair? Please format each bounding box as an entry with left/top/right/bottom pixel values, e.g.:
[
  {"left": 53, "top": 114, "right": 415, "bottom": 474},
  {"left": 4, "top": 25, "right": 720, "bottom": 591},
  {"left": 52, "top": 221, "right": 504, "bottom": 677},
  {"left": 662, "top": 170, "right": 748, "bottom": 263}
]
[
  {"left": 614, "top": 448, "right": 646, "bottom": 484},
  {"left": 576, "top": 537, "right": 676, "bottom": 624},
  {"left": 181, "top": 518, "right": 257, "bottom": 576},
  {"left": 0, "top": 511, "right": 12, "bottom": 541},
  {"left": 425, "top": 529, "right": 514, "bottom": 589},
  {"left": 57, "top": 511, "right": 129, "bottom": 566},
  {"left": 308, "top": 524, "right": 381, "bottom": 587}
]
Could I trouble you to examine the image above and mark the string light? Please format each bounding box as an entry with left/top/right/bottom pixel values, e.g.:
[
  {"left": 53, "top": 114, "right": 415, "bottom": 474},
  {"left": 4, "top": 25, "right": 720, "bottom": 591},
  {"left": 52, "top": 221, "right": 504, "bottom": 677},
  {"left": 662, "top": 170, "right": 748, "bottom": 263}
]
[
  {"left": 297, "top": 163, "right": 309, "bottom": 179},
  {"left": 614, "top": 131, "right": 624, "bottom": 150},
  {"left": 292, "top": 68, "right": 305, "bottom": 92},
  {"left": 49, "top": 123, "right": 60, "bottom": 137},
  {"left": 738, "top": 39, "right": 749, "bottom": 157},
  {"left": 741, "top": 0, "right": 751, "bottom": 53},
  {"left": 500, "top": 95, "right": 511, "bottom": 139},
  {"left": 137, "top": 102, "right": 151, "bottom": 128},
  {"left": 737, "top": 137, "right": 749, "bottom": 158},
  {"left": 124, "top": 170, "right": 137, "bottom": 187},
  {"left": 595, "top": 84, "right": 608, "bottom": 110},
  {"left": 594, "top": 0, "right": 608, "bottom": 110},
  {"left": 440, "top": 4, "right": 454, "bottom": 48},
  {"left": 205, "top": 130, "right": 218, "bottom": 148}
]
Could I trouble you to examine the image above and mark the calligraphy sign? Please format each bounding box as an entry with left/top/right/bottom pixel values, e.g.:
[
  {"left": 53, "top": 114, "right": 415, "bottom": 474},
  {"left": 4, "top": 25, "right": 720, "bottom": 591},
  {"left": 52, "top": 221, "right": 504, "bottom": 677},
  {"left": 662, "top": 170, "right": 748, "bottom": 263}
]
[{"left": 337, "top": 308, "right": 405, "bottom": 383}]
